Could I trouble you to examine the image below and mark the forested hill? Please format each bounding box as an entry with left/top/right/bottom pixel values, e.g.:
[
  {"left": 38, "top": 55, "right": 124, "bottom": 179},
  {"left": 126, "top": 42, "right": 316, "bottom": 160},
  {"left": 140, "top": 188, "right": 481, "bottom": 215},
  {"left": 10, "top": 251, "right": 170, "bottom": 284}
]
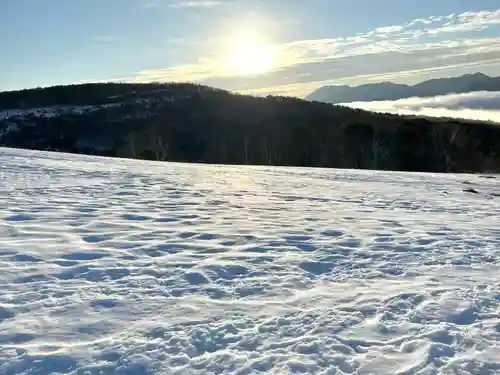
[{"left": 1, "top": 82, "right": 500, "bottom": 173}]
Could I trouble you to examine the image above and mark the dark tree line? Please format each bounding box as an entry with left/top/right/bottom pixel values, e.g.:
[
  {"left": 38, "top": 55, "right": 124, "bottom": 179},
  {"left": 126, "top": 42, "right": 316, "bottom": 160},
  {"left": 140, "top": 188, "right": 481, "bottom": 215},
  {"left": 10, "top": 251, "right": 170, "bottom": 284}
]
[{"left": 1, "top": 82, "right": 500, "bottom": 173}]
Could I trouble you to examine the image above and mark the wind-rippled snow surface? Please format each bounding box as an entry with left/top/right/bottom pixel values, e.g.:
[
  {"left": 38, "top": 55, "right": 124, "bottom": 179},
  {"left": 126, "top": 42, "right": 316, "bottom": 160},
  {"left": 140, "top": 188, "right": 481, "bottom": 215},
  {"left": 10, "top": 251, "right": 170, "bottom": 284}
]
[{"left": 1, "top": 148, "right": 500, "bottom": 375}]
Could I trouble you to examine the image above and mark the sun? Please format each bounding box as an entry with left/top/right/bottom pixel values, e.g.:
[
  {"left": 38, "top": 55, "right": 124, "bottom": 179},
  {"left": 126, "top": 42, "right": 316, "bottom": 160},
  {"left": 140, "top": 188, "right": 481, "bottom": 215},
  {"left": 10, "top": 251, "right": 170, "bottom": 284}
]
[{"left": 227, "top": 41, "right": 275, "bottom": 75}]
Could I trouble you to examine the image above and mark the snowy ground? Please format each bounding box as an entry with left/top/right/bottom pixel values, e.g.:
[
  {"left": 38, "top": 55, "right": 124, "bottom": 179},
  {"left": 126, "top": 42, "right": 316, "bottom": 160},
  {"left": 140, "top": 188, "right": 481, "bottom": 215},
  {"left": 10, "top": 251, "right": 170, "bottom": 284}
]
[{"left": 1, "top": 148, "right": 500, "bottom": 375}]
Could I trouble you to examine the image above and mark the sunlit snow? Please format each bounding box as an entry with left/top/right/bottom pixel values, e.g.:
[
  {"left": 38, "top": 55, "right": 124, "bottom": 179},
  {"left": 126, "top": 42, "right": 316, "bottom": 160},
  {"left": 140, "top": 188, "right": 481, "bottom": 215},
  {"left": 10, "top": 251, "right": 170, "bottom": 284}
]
[{"left": 0, "top": 148, "right": 499, "bottom": 374}]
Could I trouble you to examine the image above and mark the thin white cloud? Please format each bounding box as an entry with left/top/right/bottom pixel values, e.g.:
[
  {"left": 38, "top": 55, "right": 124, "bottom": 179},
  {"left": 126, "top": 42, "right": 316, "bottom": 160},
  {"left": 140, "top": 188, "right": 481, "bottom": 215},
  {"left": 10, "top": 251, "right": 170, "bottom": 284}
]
[
  {"left": 167, "top": 0, "right": 222, "bottom": 8},
  {"left": 427, "top": 9, "right": 500, "bottom": 34},
  {"left": 406, "top": 18, "right": 434, "bottom": 27},
  {"left": 375, "top": 25, "right": 405, "bottom": 34},
  {"left": 343, "top": 91, "right": 500, "bottom": 123}
]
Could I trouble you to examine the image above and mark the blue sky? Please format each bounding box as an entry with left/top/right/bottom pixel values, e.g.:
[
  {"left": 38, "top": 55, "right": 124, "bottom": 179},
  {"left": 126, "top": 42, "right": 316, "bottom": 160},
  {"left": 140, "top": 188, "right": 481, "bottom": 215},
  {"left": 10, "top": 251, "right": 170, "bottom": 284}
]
[{"left": 2, "top": 0, "right": 500, "bottom": 96}]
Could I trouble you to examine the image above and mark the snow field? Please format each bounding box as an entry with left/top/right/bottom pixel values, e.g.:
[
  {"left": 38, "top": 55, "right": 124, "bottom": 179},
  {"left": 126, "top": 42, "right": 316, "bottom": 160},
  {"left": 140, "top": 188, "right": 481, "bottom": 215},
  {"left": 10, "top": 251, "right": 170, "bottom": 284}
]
[{"left": 0, "top": 148, "right": 499, "bottom": 374}]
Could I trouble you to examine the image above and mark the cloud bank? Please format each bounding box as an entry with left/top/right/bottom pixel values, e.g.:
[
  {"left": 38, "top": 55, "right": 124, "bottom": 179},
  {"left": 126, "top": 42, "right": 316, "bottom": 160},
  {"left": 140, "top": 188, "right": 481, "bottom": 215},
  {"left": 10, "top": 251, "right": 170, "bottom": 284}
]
[{"left": 343, "top": 91, "right": 500, "bottom": 123}]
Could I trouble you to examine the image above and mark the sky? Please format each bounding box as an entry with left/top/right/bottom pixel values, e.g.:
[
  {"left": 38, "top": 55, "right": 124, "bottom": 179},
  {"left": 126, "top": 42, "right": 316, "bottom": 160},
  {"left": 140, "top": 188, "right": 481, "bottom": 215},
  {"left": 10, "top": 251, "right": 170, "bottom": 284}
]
[{"left": 2, "top": 0, "right": 500, "bottom": 97}]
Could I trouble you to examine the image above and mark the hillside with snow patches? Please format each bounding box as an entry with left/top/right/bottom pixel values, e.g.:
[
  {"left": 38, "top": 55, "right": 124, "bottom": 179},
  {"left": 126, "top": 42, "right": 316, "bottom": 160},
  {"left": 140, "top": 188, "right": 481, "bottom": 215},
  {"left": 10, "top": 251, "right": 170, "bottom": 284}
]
[
  {"left": 3, "top": 82, "right": 500, "bottom": 174},
  {"left": 1, "top": 147, "right": 500, "bottom": 374}
]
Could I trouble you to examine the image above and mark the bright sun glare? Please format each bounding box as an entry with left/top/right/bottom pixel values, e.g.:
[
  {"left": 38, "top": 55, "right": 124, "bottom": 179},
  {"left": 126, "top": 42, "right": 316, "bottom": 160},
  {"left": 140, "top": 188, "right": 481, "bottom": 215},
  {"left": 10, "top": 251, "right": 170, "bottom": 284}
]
[{"left": 227, "top": 41, "right": 275, "bottom": 75}]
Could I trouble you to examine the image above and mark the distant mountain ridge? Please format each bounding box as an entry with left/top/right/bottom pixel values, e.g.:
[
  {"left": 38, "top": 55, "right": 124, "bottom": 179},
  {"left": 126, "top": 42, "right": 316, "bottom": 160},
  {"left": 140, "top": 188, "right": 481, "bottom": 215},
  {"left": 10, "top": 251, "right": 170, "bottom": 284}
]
[{"left": 306, "top": 73, "right": 500, "bottom": 103}]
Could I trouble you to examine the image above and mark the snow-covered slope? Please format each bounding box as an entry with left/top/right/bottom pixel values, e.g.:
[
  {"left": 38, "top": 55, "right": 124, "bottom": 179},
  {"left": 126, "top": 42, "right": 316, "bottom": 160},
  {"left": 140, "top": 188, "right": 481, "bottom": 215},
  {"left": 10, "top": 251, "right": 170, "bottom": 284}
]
[
  {"left": 0, "top": 99, "right": 156, "bottom": 122},
  {"left": 1, "top": 148, "right": 499, "bottom": 375}
]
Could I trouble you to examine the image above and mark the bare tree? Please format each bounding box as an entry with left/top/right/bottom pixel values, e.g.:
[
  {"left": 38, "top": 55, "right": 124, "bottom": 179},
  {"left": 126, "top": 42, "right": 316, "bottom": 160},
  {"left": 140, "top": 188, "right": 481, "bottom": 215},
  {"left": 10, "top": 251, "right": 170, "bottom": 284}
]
[
  {"left": 155, "top": 135, "right": 169, "bottom": 161},
  {"left": 220, "top": 139, "right": 227, "bottom": 163},
  {"left": 371, "top": 132, "right": 389, "bottom": 169},
  {"left": 129, "top": 133, "right": 137, "bottom": 158},
  {"left": 244, "top": 135, "right": 249, "bottom": 164}
]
